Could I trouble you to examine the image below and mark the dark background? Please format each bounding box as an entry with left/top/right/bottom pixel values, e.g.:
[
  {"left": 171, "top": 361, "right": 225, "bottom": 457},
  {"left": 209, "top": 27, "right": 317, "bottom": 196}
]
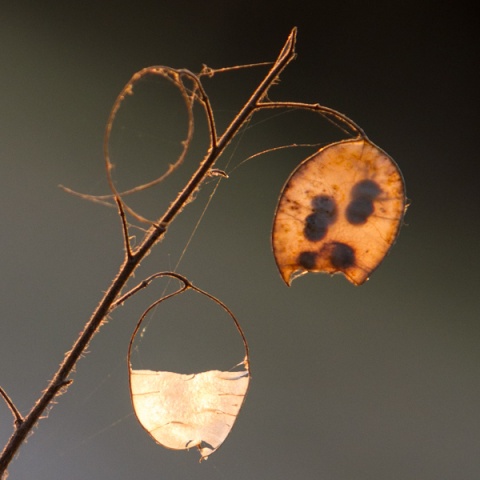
[{"left": 1, "top": 1, "right": 479, "bottom": 479}]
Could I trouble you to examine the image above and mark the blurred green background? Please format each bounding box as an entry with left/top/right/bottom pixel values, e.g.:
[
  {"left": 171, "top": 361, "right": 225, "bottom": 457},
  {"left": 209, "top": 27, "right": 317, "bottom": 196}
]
[{"left": 1, "top": 1, "right": 479, "bottom": 479}]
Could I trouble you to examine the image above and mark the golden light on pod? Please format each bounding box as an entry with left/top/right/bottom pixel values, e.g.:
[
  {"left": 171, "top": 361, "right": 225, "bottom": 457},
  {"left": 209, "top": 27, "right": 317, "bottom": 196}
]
[
  {"left": 130, "top": 366, "right": 249, "bottom": 460},
  {"left": 272, "top": 138, "right": 406, "bottom": 286}
]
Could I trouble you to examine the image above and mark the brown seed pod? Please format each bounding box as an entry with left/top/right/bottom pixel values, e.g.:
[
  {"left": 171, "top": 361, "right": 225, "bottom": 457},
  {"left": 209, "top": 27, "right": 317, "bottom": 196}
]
[{"left": 272, "top": 138, "right": 406, "bottom": 286}]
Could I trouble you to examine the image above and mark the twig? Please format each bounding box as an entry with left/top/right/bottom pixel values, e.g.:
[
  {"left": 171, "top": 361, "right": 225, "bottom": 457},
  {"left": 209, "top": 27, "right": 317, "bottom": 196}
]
[
  {"left": 0, "top": 387, "right": 23, "bottom": 427},
  {"left": 255, "top": 101, "right": 366, "bottom": 137}
]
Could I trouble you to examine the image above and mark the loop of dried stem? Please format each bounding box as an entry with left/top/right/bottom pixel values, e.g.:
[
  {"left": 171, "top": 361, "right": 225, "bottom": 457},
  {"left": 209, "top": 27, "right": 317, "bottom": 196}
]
[
  {"left": 103, "top": 68, "right": 196, "bottom": 238},
  {"left": 126, "top": 272, "right": 250, "bottom": 373},
  {"left": 102, "top": 66, "right": 223, "bottom": 257}
]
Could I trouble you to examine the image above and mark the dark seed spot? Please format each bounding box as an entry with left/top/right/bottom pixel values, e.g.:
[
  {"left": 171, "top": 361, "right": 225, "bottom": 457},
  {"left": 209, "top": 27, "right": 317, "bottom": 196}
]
[
  {"left": 311, "top": 195, "right": 337, "bottom": 214},
  {"left": 346, "top": 198, "right": 375, "bottom": 224},
  {"left": 304, "top": 195, "right": 337, "bottom": 241},
  {"left": 346, "top": 180, "right": 381, "bottom": 225},
  {"left": 304, "top": 213, "right": 328, "bottom": 241},
  {"left": 351, "top": 179, "right": 381, "bottom": 200},
  {"left": 298, "top": 251, "right": 317, "bottom": 270},
  {"left": 329, "top": 242, "right": 355, "bottom": 269}
]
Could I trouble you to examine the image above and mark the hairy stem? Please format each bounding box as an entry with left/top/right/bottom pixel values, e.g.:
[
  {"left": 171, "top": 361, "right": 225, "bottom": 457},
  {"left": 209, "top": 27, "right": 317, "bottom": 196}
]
[{"left": 0, "top": 28, "right": 297, "bottom": 477}]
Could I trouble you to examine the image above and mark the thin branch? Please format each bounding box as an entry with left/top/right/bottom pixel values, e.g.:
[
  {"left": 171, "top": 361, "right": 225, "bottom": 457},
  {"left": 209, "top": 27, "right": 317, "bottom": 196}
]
[
  {"left": 228, "top": 142, "right": 327, "bottom": 173},
  {"left": 215, "top": 28, "right": 297, "bottom": 154},
  {"left": 112, "top": 271, "right": 190, "bottom": 308},
  {"left": 199, "top": 61, "right": 273, "bottom": 77},
  {"left": 114, "top": 195, "right": 133, "bottom": 259},
  {"left": 179, "top": 69, "right": 218, "bottom": 149},
  {"left": 256, "top": 101, "right": 366, "bottom": 138},
  {"left": 0, "top": 387, "right": 23, "bottom": 427}
]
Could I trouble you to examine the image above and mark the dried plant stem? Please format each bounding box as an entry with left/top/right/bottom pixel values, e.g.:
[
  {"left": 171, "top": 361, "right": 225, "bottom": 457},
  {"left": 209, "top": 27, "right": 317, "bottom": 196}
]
[
  {"left": 0, "top": 388, "right": 22, "bottom": 427},
  {"left": 0, "top": 28, "right": 297, "bottom": 477},
  {"left": 256, "top": 101, "right": 366, "bottom": 137}
]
